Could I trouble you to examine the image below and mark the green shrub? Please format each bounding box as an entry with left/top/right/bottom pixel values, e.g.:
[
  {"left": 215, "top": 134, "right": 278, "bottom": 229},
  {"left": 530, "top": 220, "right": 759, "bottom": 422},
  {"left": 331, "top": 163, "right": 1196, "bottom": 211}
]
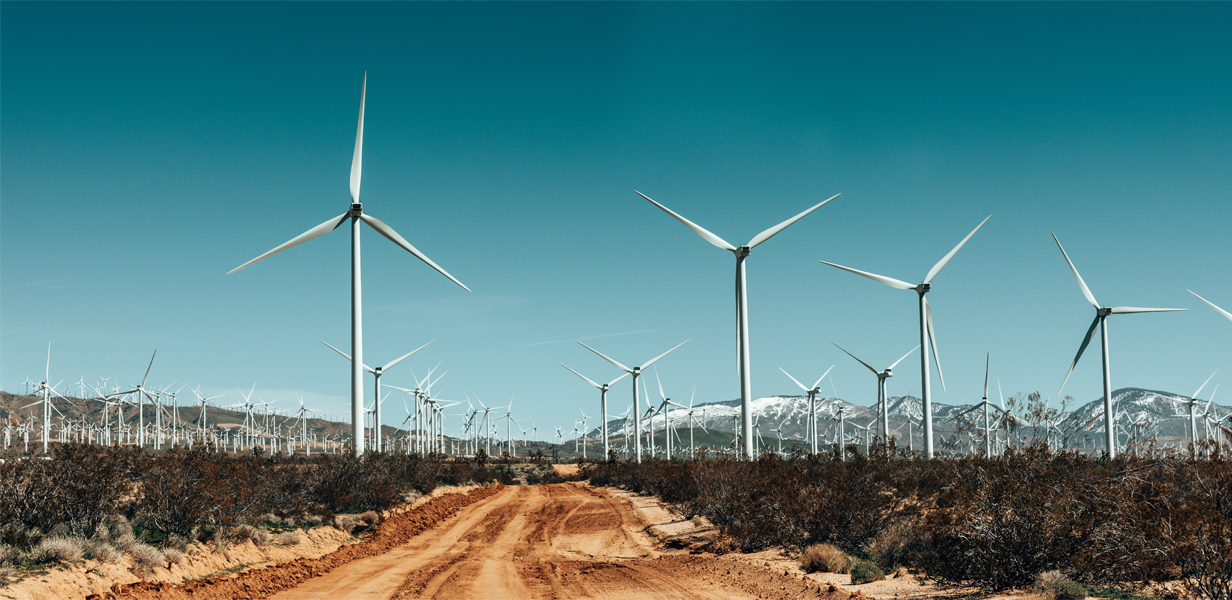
[
  {"left": 1036, "top": 571, "right": 1088, "bottom": 600},
  {"left": 849, "top": 559, "right": 885, "bottom": 584}
]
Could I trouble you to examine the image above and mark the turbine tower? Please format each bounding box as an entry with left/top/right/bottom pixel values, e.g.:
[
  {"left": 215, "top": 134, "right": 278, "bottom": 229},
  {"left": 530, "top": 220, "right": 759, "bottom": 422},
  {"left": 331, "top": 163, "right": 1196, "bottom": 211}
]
[
  {"left": 578, "top": 339, "right": 689, "bottom": 463},
  {"left": 637, "top": 190, "right": 839, "bottom": 458},
  {"left": 228, "top": 74, "right": 469, "bottom": 454},
  {"left": 1052, "top": 232, "right": 1184, "bottom": 458},
  {"left": 820, "top": 215, "right": 989, "bottom": 458}
]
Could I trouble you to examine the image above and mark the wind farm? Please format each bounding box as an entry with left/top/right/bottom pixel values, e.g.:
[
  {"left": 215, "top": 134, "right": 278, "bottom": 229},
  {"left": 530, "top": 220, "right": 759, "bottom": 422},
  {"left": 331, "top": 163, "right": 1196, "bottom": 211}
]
[{"left": 3, "top": 3, "right": 1232, "bottom": 600}]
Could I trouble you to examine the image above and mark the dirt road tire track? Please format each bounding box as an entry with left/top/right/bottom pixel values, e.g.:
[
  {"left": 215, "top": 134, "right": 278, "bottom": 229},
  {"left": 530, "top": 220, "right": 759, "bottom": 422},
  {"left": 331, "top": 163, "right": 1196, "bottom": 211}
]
[
  {"left": 95, "top": 482, "right": 856, "bottom": 600},
  {"left": 91, "top": 485, "right": 504, "bottom": 600}
]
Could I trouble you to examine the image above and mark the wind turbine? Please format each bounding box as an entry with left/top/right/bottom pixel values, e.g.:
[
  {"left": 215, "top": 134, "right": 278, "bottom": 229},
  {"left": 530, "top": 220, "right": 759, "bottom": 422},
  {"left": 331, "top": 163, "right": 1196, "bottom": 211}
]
[
  {"left": 833, "top": 343, "right": 918, "bottom": 446},
  {"left": 23, "top": 343, "right": 70, "bottom": 453},
  {"left": 779, "top": 364, "right": 834, "bottom": 454},
  {"left": 1183, "top": 370, "right": 1218, "bottom": 449},
  {"left": 227, "top": 73, "right": 469, "bottom": 455},
  {"left": 1188, "top": 290, "right": 1232, "bottom": 324},
  {"left": 107, "top": 351, "right": 160, "bottom": 449},
  {"left": 319, "top": 339, "right": 432, "bottom": 452},
  {"left": 577, "top": 339, "right": 689, "bottom": 463},
  {"left": 559, "top": 363, "right": 628, "bottom": 459},
  {"left": 638, "top": 191, "right": 839, "bottom": 459},
  {"left": 1052, "top": 232, "right": 1185, "bottom": 458},
  {"left": 950, "top": 355, "right": 1011, "bottom": 457},
  {"left": 820, "top": 215, "right": 989, "bottom": 457},
  {"left": 651, "top": 366, "right": 688, "bottom": 458}
]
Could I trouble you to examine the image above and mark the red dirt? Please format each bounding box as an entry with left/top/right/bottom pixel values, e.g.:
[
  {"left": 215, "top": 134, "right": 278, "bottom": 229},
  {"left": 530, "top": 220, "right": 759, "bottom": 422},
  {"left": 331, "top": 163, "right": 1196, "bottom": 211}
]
[{"left": 91, "top": 483, "right": 861, "bottom": 600}]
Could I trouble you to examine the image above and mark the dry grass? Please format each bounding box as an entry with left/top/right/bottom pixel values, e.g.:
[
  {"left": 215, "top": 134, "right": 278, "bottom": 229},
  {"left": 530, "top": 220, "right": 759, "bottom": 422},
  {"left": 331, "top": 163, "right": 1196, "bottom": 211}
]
[
  {"left": 800, "top": 543, "right": 849, "bottom": 574},
  {"left": 275, "top": 531, "right": 302, "bottom": 546},
  {"left": 252, "top": 528, "right": 272, "bottom": 546},
  {"left": 162, "top": 547, "right": 185, "bottom": 567},
  {"left": 129, "top": 543, "right": 164, "bottom": 576},
  {"left": 29, "top": 536, "right": 84, "bottom": 564}
]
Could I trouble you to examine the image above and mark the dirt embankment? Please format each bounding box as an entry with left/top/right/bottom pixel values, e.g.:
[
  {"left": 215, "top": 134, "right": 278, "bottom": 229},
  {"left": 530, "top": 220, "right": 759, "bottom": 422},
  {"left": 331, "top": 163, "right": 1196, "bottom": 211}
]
[{"left": 93, "top": 485, "right": 503, "bottom": 600}]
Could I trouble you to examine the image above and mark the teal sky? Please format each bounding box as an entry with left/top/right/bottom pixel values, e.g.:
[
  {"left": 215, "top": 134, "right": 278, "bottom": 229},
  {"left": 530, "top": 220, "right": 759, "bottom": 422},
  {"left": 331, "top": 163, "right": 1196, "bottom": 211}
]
[{"left": 3, "top": 2, "right": 1230, "bottom": 436}]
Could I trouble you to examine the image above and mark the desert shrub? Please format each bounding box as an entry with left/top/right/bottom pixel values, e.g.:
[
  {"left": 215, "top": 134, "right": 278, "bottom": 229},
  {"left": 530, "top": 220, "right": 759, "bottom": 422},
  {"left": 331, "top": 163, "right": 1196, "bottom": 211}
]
[
  {"left": 0, "top": 544, "right": 23, "bottom": 566},
  {"left": 358, "top": 511, "right": 380, "bottom": 526},
  {"left": 800, "top": 543, "right": 849, "bottom": 574},
  {"left": 275, "top": 531, "right": 302, "bottom": 546},
  {"left": 252, "top": 528, "right": 271, "bottom": 546},
  {"left": 111, "top": 531, "right": 137, "bottom": 551},
  {"left": 1035, "top": 571, "right": 1087, "bottom": 600},
  {"left": 334, "top": 514, "right": 359, "bottom": 531},
  {"left": 849, "top": 560, "right": 884, "bottom": 584},
  {"left": 865, "top": 518, "right": 930, "bottom": 571},
  {"left": 231, "top": 524, "right": 256, "bottom": 542},
  {"left": 0, "top": 444, "right": 137, "bottom": 536},
  {"left": 0, "top": 524, "right": 43, "bottom": 552},
  {"left": 302, "top": 515, "right": 323, "bottom": 526},
  {"left": 163, "top": 533, "right": 189, "bottom": 551},
  {"left": 209, "top": 527, "right": 230, "bottom": 550},
  {"left": 86, "top": 541, "right": 122, "bottom": 564},
  {"left": 29, "top": 536, "right": 84, "bottom": 564},
  {"left": 162, "top": 547, "right": 185, "bottom": 567},
  {"left": 257, "top": 513, "right": 280, "bottom": 524},
  {"left": 129, "top": 543, "right": 164, "bottom": 576}
]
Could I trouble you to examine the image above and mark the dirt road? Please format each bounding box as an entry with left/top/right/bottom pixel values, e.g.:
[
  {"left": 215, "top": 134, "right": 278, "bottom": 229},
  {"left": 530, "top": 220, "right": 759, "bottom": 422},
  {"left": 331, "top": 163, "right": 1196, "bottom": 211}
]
[{"left": 271, "top": 483, "right": 829, "bottom": 600}]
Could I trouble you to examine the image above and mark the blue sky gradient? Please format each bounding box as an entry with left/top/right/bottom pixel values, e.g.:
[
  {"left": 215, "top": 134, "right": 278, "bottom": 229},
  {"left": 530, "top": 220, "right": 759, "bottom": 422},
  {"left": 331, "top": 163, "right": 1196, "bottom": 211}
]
[{"left": 3, "top": 2, "right": 1230, "bottom": 435}]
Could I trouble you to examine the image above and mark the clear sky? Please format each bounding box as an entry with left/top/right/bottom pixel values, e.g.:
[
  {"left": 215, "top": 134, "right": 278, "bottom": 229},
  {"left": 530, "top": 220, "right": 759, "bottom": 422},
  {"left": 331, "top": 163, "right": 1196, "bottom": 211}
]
[{"left": 3, "top": 2, "right": 1230, "bottom": 438}]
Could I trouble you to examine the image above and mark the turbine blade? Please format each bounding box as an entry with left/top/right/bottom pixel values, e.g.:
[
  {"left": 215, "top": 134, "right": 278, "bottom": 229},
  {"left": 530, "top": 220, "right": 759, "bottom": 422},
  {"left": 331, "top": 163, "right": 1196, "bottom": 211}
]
[
  {"left": 832, "top": 343, "right": 879, "bottom": 376},
  {"left": 654, "top": 366, "right": 666, "bottom": 401},
  {"left": 1051, "top": 232, "right": 1100, "bottom": 309},
  {"left": 350, "top": 72, "right": 365, "bottom": 203},
  {"left": 141, "top": 350, "right": 157, "bottom": 388},
  {"left": 635, "top": 191, "right": 736, "bottom": 252},
  {"left": 1109, "top": 307, "right": 1186, "bottom": 314},
  {"left": 319, "top": 340, "right": 376, "bottom": 373},
  {"left": 359, "top": 213, "right": 470, "bottom": 292},
  {"left": 605, "top": 372, "right": 630, "bottom": 388},
  {"left": 780, "top": 368, "right": 810, "bottom": 392},
  {"left": 998, "top": 378, "right": 1004, "bottom": 410},
  {"left": 1189, "top": 290, "right": 1232, "bottom": 322},
  {"left": 577, "top": 342, "right": 632, "bottom": 373},
  {"left": 925, "top": 297, "right": 945, "bottom": 391},
  {"left": 1059, "top": 315, "right": 1101, "bottom": 394},
  {"left": 382, "top": 340, "right": 434, "bottom": 371},
  {"left": 559, "top": 363, "right": 602, "bottom": 389},
  {"left": 811, "top": 365, "right": 835, "bottom": 390},
  {"left": 228, "top": 213, "right": 349, "bottom": 274},
  {"left": 984, "top": 353, "right": 990, "bottom": 399},
  {"left": 640, "top": 339, "right": 690, "bottom": 370},
  {"left": 889, "top": 345, "right": 920, "bottom": 370},
  {"left": 1192, "top": 368, "right": 1219, "bottom": 400},
  {"left": 746, "top": 193, "right": 840, "bottom": 249},
  {"left": 924, "top": 215, "right": 990, "bottom": 284},
  {"left": 819, "top": 260, "right": 915, "bottom": 290}
]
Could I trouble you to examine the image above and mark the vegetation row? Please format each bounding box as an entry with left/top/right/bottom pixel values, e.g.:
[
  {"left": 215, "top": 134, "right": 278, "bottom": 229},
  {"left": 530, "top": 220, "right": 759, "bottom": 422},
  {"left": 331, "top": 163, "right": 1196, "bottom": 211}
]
[{"left": 581, "top": 443, "right": 1232, "bottom": 600}]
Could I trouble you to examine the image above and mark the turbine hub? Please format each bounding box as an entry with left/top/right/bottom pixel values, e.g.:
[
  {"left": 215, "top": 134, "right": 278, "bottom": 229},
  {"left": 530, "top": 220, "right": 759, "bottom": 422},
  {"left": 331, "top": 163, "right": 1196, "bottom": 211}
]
[
  {"left": 349, "top": 203, "right": 363, "bottom": 216},
  {"left": 1098, "top": 307, "right": 1113, "bottom": 316},
  {"left": 736, "top": 246, "right": 751, "bottom": 258},
  {"left": 916, "top": 283, "right": 931, "bottom": 294}
]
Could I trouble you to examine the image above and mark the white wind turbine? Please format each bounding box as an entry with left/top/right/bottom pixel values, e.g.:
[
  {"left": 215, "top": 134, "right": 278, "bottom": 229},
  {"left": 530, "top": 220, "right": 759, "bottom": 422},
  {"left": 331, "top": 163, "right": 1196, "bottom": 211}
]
[
  {"left": 1183, "top": 370, "right": 1218, "bottom": 449},
  {"left": 779, "top": 364, "right": 834, "bottom": 454},
  {"left": 23, "top": 343, "right": 70, "bottom": 453},
  {"left": 578, "top": 339, "right": 689, "bottom": 463},
  {"left": 559, "top": 363, "right": 628, "bottom": 459},
  {"left": 1052, "top": 232, "right": 1185, "bottom": 458},
  {"left": 638, "top": 191, "right": 839, "bottom": 459},
  {"left": 227, "top": 73, "right": 469, "bottom": 455},
  {"left": 833, "top": 343, "right": 918, "bottom": 447},
  {"left": 820, "top": 215, "right": 990, "bottom": 457},
  {"left": 1188, "top": 290, "right": 1232, "bottom": 324},
  {"left": 319, "top": 339, "right": 432, "bottom": 452}
]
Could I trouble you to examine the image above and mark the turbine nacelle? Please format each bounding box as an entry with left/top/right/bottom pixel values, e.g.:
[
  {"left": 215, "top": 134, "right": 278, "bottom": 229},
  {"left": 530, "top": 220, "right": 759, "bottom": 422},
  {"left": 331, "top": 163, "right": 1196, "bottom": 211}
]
[
  {"left": 915, "top": 283, "right": 930, "bottom": 294},
  {"left": 349, "top": 203, "right": 363, "bottom": 216}
]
